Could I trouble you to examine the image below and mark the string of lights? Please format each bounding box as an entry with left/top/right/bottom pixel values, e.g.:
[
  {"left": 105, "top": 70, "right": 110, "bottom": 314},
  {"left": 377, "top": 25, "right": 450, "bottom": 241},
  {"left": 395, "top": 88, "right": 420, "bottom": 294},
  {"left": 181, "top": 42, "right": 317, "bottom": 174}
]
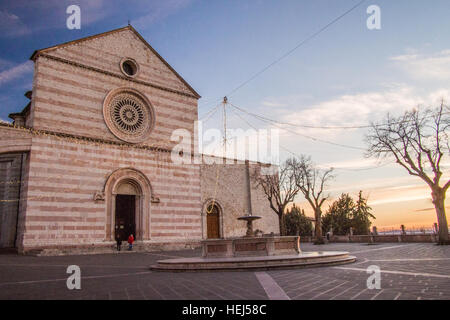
[
  {"left": 229, "top": 102, "right": 450, "bottom": 130},
  {"left": 228, "top": 102, "right": 394, "bottom": 172},
  {"left": 198, "top": 103, "right": 221, "bottom": 122},
  {"left": 197, "top": 0, "right": 368, "bottom": 117},
  {"left": 225, "top": 0, "right": 368, "bottom": 98},
  {"left": 229, "top": 102, "right": 367, "bottom": 151}
]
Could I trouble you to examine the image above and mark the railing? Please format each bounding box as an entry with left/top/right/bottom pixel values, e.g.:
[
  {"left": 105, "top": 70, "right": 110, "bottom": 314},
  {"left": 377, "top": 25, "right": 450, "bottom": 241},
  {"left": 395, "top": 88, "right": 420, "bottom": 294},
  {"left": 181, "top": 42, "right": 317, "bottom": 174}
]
[{"left": 376, "top": 226, "right": 436, "bottom": 235}]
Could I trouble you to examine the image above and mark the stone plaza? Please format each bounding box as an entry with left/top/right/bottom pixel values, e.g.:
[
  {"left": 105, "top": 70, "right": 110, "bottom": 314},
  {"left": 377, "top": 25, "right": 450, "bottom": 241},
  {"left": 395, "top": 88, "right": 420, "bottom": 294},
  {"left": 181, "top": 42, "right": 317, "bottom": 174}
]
[{"left": 0, "top": 243, "right": 448, "bottom": 300}]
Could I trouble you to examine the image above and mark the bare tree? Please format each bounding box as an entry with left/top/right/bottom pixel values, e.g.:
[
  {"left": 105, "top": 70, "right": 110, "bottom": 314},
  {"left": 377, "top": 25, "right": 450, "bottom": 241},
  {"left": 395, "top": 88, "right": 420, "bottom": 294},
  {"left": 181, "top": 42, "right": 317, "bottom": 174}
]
[
  {"left": 290, "top": 156, "right": 335, "bottom": 244},
  {"left": 251, "top": 158, "right": 300, "bottom": 235},
  {"left": 366, "top": 101, "right": 450, "bottom": 244}
]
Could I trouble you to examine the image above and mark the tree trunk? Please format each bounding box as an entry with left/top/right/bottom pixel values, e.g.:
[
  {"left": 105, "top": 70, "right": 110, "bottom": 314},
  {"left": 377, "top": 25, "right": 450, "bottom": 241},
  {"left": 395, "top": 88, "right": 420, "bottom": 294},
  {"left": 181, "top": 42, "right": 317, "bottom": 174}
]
[
  {"left": 314, "top": 209, "right": 324, "bottom": 244},
  {"left": 432, "top": 187, "right": 449, "bottom": 244},
  {"left": 278, "top": 213, "right": 285, "bottom": 236}
]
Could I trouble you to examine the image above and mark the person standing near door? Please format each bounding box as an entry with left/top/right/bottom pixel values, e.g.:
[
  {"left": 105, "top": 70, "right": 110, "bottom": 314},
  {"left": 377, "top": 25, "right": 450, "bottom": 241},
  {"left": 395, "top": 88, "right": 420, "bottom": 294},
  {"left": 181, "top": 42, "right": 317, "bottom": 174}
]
[
  {"left": 128, "top": 234, "right": 134, "bottom": 251},
  {"left": 115, "top": 231, "right": 122, "bottom": 251}
]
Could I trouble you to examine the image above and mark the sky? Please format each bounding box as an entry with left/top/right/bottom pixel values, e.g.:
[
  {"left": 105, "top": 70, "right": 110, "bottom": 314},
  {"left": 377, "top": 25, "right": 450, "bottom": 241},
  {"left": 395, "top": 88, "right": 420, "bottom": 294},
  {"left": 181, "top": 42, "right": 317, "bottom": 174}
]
[{"left": 0, "top": 0, "right": 449, "bottom": 230}]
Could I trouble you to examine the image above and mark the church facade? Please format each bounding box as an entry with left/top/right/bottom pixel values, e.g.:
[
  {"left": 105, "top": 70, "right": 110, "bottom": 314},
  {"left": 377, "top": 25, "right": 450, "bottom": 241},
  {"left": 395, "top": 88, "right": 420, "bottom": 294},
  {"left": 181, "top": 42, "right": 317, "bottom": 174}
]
[{"left": 0, "top": 26, "right": 278, "bottom": 254}]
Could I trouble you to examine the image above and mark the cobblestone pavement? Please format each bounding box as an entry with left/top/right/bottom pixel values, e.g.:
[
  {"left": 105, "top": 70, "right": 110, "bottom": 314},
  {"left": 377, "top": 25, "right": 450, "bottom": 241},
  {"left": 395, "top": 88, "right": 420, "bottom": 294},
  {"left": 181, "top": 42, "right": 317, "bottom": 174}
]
[{"left": 0, "top": 243, "right": 448, "bottom": 300}]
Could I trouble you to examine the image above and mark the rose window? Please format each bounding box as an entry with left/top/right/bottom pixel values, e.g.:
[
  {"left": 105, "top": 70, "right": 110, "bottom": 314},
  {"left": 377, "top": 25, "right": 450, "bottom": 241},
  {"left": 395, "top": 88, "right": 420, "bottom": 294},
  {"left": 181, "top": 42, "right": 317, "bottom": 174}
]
[{"left": 103, "top": 88, "right": 155, "bottom": 143}]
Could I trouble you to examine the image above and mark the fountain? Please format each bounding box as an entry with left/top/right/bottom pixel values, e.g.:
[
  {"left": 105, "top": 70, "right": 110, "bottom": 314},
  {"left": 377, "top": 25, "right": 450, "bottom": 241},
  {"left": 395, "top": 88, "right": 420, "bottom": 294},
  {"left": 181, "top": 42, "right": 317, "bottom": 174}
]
[
  {"left": 150, "top": 213, "right": 356, "bottom": 271},
  {"left": 237, "top": 215, "right": 261, "bottom": 237},
  {"left": 151, "top": 160, "right": 355, "bottom": 271}
]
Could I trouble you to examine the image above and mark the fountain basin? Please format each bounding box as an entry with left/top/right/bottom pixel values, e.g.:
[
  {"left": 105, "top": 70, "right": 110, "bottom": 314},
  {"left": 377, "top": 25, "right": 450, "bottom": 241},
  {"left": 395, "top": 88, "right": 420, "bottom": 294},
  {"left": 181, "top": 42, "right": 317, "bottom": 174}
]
[
  {"left": 150, "top": 251, "right": 356, "bottom": 272},
  {"left": 201, "top": 236, "right": 300, "bottom": 258},
  {"left": 150, "top": 219, "right": 356, "bottom": 272}
]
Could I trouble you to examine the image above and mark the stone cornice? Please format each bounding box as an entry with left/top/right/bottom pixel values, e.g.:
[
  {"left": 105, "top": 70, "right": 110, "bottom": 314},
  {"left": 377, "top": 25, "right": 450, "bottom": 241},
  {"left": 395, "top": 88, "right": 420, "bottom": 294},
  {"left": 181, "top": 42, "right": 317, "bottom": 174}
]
[{"left": 0, "top": 122, "right": 172, "bottom": 154}]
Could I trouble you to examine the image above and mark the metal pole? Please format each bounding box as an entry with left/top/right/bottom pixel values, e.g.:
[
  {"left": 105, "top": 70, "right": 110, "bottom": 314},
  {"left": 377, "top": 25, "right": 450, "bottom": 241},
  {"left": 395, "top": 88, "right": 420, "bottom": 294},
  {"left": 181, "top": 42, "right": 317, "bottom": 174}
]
[{"left": 223, "top": 96, "right": 227, "bottom": 158}]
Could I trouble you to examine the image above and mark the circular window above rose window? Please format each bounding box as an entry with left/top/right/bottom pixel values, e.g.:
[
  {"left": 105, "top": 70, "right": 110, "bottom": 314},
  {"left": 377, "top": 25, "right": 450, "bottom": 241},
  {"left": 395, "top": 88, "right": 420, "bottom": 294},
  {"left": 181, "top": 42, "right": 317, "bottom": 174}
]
[{"left": 103, "top": 88, "right": 155, "bottom": 144}]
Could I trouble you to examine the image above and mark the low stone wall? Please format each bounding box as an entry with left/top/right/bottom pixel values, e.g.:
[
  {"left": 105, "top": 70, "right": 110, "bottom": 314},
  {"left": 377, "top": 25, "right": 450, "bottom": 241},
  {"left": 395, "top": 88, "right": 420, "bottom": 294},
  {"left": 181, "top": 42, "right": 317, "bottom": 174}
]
[
  {"left": 243, "top": 234, "right": 446, "bottom": 244},
  {"left": 326, "top": 234, "right": 442, "bottom": 243},
  {"left": 21, "top": 240, "right": 202, "bottom": 256}
]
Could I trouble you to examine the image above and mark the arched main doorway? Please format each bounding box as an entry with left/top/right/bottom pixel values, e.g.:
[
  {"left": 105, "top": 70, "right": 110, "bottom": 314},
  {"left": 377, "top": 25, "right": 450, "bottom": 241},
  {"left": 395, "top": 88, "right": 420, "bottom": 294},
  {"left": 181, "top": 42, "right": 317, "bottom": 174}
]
[
  {"left": 114, "top": 181, "right": 139, "bottom": 241},
  {"left": 104, "top": 168, "right": 152, "bottom": 241},
  {"left": 206, "top": 202, "right": 221, "bottom": 239}
]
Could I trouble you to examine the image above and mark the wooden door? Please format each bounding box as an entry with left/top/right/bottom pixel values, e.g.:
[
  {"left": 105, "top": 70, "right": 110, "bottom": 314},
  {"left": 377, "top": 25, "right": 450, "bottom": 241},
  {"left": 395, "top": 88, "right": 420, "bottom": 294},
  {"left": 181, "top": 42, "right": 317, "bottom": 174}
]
[{"left": 206, "top": 204, "right": 220, "bottom": 239}]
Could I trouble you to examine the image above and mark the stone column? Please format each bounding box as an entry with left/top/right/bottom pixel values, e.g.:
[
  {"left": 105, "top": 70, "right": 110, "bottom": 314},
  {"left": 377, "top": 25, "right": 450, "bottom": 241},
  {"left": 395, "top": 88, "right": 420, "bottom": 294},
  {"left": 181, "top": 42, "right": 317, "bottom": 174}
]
[{"left": 245, "top": 160, "right": 253, "bottom": 216}]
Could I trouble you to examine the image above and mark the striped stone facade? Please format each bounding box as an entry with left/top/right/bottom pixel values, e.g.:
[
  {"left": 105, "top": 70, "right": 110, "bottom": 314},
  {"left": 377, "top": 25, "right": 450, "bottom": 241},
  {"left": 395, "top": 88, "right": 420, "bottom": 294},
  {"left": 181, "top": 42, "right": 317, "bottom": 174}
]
[
  {"left": 0, "top": 26, "right": 278, "bottom": 254},
  {"left": 0, "top": 153, "right": 25, "bottom": 248}
]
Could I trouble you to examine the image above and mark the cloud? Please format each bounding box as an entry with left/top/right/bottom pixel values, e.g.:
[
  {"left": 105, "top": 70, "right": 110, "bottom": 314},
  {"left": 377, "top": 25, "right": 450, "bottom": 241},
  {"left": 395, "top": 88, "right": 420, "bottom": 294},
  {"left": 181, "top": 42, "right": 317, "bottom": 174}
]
[
  {"left": 0, "top": 61, "right": 34, "bottom": 86},
  {"left": 0, "top": 1, "right": 109, "bottom": 37},
  {"left": 369, "top": 194, "right": 431, "bottom": 206},
  {"left": 75, "top": 0, "right": 109, "bottom": 26},
  {"left": 390, "top": 50, "right": 450, "bottom": 81},
  {"left": 260, "top": 94, "right": 314, "bottom": 110},
  {"left": 257, "top": 85, "right": 450, "bottom": 140},
  {"left": 384, "top": 184, "right": 425, "bottom": 191},
  {"left": 319, "top": 158, "right": 382, "bottom": 170},
  {"left": 132, "top": 0, "right": 195, "bottom": 29},
  {"left": 0, "top": 58, "right": 13, "bottom": 71},
  {"left": 261, "top": 100, "right": 287, "bottom": 108},
  {"left": 0, "top": 10, "right": 30, "bottom": 37},
  {"left": 0, "top": 0, "right": 197, "bottom": 38},
  {"left": 276, "top": 85, "right": 423, "bottom": 137}
]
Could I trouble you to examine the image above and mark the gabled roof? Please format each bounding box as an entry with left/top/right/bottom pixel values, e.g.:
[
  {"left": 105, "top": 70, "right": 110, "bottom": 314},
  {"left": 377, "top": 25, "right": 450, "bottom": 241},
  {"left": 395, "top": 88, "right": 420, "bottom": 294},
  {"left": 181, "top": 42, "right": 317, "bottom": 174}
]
[{"left": 30, "top": 25, "right": 200, "bottom": 98}]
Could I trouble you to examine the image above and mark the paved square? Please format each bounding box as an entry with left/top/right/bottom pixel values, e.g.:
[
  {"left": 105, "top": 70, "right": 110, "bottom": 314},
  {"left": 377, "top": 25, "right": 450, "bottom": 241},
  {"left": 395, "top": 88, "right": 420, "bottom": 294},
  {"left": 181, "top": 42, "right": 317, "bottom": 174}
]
[{"left": 0, "top": 243, "right": 448, "bottom": 300}]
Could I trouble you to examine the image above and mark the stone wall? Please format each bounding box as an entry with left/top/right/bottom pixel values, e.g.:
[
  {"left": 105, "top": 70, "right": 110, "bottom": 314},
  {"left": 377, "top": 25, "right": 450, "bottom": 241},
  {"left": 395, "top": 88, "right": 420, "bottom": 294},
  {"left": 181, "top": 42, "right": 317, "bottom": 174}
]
[
  {"left": 0, "top": 153, "right": 25, "bottom": 247},
  {"left": 0, "top": 126, "right": 33, "bottom": 250},
  {"left": 19, "top": 134, "right": 202, "bottom": 251},
  {"left": 249, "top": 163, "right": 280, "bottom": 235},
  {"left": 30, "top": 28, "right": 198, "bottom": 151},
  {"left": 0, "top": 125, "right": 32, "bottom": 154},
  {"left": 200, "top": 160, "right": 279, "bottom": 238},
  {"left": 324, "top": 234, "right": 444, "bottom": 243},
  {"left": 4, "top": 27, "right": 205, "bottom": 252}
]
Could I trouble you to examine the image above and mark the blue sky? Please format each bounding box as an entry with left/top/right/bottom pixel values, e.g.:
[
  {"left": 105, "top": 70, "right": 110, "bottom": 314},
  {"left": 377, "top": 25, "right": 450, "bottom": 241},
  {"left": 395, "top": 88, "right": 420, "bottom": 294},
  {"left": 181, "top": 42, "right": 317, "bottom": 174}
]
[{"left": 1, "top": 0, "right": 449, "bottom": 227}]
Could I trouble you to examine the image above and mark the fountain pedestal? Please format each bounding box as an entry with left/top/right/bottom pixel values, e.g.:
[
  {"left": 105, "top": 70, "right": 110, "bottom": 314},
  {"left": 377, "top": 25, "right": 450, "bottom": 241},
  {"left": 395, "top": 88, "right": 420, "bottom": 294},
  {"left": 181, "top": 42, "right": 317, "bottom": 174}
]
[{"left": 237, "top": 215, "right": 261, "bottom": 237}]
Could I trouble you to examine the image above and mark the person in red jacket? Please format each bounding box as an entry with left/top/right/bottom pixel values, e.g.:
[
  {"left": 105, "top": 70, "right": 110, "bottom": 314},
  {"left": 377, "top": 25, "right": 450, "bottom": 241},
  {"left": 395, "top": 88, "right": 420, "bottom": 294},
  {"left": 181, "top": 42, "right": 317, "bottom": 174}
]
[{"left": 128, "top": 234, "right": 134, "bottom": 251}]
